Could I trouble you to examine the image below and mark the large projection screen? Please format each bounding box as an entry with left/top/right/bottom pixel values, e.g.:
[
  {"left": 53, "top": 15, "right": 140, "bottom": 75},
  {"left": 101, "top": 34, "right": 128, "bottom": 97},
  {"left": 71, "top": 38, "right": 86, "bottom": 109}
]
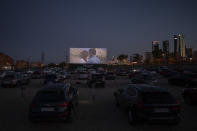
[{"left": 69, "top": 48, "right": 107, "bottom": 64}]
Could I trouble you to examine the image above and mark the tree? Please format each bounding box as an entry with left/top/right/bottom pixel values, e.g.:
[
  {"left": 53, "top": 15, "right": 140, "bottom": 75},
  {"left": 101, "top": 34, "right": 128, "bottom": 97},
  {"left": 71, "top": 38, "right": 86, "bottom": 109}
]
[
  {"left": 117, "top": 54, "right": 128, "bottom": 62},
  {"left": 132, "top": 53, "right": 143, "bottom": 63},
  {"left": 47, "top": 63, "right": 56, "bottom": 67},
  {"left": 58, "top": 61, "right": 66, "bottom": 68}
]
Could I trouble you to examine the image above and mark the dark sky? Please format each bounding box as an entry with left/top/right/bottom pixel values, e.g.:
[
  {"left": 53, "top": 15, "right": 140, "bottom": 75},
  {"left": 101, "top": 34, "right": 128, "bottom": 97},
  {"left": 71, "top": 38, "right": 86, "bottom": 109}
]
[{"left": 0, "top": 0, "right": 197, "bottom": 63}]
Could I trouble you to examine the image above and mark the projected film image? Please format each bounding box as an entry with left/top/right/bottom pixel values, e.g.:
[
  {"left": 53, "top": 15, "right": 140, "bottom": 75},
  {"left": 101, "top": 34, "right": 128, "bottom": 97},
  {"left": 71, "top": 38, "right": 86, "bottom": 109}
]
[{"left": 69, "top": 48, "right": 107, "bottom": 64}]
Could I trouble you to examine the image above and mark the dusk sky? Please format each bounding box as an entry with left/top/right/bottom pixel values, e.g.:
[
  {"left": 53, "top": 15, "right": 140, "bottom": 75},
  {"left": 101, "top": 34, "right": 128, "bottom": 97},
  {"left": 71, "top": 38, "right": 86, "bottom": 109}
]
[{"left": 0, "top": 0, "right": 197, "bottom": 63}]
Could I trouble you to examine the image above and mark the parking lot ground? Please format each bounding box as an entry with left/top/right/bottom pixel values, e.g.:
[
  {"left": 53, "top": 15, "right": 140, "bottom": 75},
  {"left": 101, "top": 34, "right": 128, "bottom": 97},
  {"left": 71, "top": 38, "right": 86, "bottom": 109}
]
[{"left": 0, "top": 76, "right": 197, "bottom": 131}]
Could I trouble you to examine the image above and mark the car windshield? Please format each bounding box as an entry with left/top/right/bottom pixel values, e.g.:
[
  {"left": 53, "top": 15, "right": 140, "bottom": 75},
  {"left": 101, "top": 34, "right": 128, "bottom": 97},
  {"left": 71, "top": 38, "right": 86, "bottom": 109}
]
[
  {"left": 142, "top": 92, "right": 176, "bottom": 104},
  {"left": 35, "top": 90, "right": 65, "bottom": 102}
]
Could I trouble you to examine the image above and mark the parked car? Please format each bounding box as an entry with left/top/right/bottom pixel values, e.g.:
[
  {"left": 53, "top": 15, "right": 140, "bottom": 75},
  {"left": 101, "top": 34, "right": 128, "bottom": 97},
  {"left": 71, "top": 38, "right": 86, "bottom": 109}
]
[
  {"left": 160, "top": 69, "right": 178, "bottom": 78},
  {"left": 78, "top": 71, "right": 88, "bottom": 80},
  {"left": 168, "top": 73, "right": 197, "bottom": 86},
  {"left": 43, "top": 74, "right": 58, "bottom": 85},
  {"left": 32, "top": 70, "right": 42, "bottom": 79},
  {"left": 131, "top": 73, "right": 157, "bottom": 85},
  {"left": 18, "top": 73, "right": 31, "bottom": 85},
  {"left": 1, "top": 73, "right": 21, "bottom": 87},
  {"left": 182, "top": 86, "right": 197, "bottom": 104},
  {"left": 29, "top": 83, "right": 78, "bottom": 122},
  {"left": 114, "top": 84, "right": 180, "bottom": 125},
  {"left": 87, "top": 73, "right": 105, "bottom": 88},
  {"left": 0, "top": 71, "right": 6, "bottom": 79},
  {"left": 105, "top": 72, "right": 116, "bottom": 80},
  {"left": 116, "top": 70, "right": 128, "bottom": 76}
]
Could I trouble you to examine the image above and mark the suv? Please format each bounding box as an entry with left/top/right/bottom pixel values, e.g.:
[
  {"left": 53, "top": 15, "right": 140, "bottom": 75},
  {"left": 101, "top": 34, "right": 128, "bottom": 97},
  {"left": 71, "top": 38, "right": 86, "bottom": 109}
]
[
  {"left": 29, "top": 83, "right": 78, "bottom": 122},
  {"left": 114, "top": 84, "right": 180, "bottom": 125}
]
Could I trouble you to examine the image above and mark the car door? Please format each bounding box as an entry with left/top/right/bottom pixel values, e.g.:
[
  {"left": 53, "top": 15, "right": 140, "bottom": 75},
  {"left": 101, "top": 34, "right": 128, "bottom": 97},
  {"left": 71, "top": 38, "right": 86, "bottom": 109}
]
[{"left": 123, "top": 87, "right": 137, "bottom": 108}]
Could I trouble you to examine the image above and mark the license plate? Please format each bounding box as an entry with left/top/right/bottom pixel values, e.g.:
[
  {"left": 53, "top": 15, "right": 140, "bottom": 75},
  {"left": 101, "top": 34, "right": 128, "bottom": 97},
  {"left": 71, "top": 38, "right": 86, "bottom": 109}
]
[
  {"left": 154, "top": 108, "right": 169, "bottom": 113},
  {"left": 41, "top": 107, "right": 54, "bottom": 112}
]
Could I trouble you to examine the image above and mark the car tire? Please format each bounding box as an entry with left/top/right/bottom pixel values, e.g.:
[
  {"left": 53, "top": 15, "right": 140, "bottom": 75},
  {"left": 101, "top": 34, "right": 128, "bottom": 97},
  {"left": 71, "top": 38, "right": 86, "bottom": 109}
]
[{"left": 128, "top": 109, "right": 137, "bottom": 126}]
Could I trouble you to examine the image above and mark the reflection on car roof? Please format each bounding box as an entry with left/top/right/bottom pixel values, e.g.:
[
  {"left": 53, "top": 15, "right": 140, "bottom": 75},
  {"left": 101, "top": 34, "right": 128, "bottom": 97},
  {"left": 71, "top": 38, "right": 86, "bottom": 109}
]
[
  {"left": 128, "top": 84, "right": 168, "bottom": 92},
  {"left": 41, "top": 82, "right": 67, "bottom": 91}
]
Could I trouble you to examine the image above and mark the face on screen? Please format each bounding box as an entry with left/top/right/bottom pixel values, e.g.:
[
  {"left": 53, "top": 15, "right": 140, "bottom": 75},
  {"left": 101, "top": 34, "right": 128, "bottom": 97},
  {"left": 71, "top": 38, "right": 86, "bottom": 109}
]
[{"left": 69, "top": 48, "right": 107, "bottom": 64}]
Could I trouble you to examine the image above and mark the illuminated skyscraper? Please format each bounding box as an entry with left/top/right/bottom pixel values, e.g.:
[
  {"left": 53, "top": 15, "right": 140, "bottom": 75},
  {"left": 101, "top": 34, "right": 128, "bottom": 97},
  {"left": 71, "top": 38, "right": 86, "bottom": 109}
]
[
  {"left": 152, "top": 41, "right": 160, "bottom": 52},
  {"left": 163, "top": 40, "right": 169, "bottom": 57},
  {"left": 178, "top": 34, "right": 185, "bottom": 57},
  {"left": 174, "top": 35, "right": 178, "bottom": 56}
]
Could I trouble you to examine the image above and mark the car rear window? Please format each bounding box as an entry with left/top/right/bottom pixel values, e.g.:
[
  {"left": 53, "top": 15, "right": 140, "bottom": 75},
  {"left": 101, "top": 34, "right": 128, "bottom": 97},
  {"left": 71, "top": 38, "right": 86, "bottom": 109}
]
[
  {"left": 142, "top": 92, "right": 176, "bottom": 104},
  {"left": 35, "top": 90, "right": 65, "bottom": 102},
  {"left": 4, "top": 75, "right": 15, "bottom": 79},
  {"left": 45, "top": 75, "right": 57, "bottom": 80}
]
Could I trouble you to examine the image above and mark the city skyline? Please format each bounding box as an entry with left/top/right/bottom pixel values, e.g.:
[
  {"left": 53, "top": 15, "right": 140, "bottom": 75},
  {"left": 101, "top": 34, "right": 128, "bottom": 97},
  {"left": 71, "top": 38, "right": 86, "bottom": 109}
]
[{"left": 1, "top": 0, "right": 197, "bottom": 63}]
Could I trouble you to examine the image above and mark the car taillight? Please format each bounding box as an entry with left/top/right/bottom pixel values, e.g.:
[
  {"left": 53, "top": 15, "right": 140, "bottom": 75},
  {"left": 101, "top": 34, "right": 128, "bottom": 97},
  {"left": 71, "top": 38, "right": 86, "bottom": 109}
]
[{"left": 58, "top": 102, "right": 68, "bottom": 107}]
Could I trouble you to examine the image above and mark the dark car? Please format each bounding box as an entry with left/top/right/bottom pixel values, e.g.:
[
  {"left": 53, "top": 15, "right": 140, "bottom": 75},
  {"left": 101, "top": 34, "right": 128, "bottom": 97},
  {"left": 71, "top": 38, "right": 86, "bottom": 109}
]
[
  {"left": 131, "top": 73, "right": 157, "bottom": 85},
  {"left": 43, "top": 74, "right": 58, "bottom": 85},
  {"left": 116, "top": 70, "right": 127, "bottom": 76},
  {"left": 105, "top": 72, "right": 116, "bottom": 80},
  {"left": 168, "top": 73, "right": 197, "bottom": 86},
  {"left": 160, "top": 69, "right": 178, "bottom": 78},
  {"left": 29, "top": 83, "right": 78, "bottom": 122},
  {"left": 1, "top": 73, "right": 22, "bottom": 87},
  {"left": 32, "top": 70, "right": 42, "bottom": 79},
  {"left": 114, "top": 84, "right": 180, "bottom": 125},
  {"left": 182, "top": 87, "right": 197, "bottom": 104},
  {"left": 87, "top": 73, "right": 105, "bottom": 88}
]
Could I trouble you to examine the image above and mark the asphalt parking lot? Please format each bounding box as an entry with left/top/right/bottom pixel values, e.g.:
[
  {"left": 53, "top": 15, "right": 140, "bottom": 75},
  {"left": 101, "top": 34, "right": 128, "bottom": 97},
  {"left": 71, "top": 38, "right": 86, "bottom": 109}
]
[{"left": 0, "top": 76, "right": 197, "bottom": 131}]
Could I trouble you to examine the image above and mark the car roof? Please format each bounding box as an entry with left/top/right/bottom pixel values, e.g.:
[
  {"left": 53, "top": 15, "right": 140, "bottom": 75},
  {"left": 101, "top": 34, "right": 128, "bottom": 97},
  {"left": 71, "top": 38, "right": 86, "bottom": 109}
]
[
  {"left": 128, "top": 84, "right": 168, "bottom": 93},
  {"left": 40, "top": 83, "right": 68, "bottom": 91}
]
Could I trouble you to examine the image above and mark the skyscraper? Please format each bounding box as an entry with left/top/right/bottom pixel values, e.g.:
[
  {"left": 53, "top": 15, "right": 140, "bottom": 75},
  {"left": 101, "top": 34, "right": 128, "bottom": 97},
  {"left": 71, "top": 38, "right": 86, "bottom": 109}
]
[
  {"left": 178, "top": 34, "right": 185, "bottom": 57},
  {"left": 174, "top": 35, "right": 178, "bottom": 56},
  {"left": 163, "top": 40, "right": 169, "bottom": 57},
  {"left": 152, "top": 41, "right": 160, "bottom": 52}
]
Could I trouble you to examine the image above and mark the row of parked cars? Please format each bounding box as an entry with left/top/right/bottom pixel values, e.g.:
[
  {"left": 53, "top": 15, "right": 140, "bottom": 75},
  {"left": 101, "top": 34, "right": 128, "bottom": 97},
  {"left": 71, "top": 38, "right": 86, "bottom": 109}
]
[{"left": 1, "top": 71, "right": 31, "bottom": 87}]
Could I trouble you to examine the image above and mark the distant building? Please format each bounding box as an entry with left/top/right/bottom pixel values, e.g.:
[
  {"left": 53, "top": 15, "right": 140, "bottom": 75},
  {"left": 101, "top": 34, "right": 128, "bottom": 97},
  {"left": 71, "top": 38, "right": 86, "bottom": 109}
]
[
  {"left": 174, "top": 35, "right": 178, "bottom": 56},
  {"left": 185, "top": 47, "right": 192, "bottom": 58},
  {"left": 31, "top": 62, "right": 42, "bottom": 68},
  {"left": 0, "top": 52, "right": 14, "bottom": 69},
  {"left": 152, "top": 41, "right": 160, "bottom": 52},
  {"left": 178, "top": 34, "right": 185, "bottom": 57},
  {"left": 162, "top": 40, "right": 169, "bottom": 57},
  {"left": 15, "top": 60, "right": 29, "bottom": 69},
  {"left": 144, "top": 52, "right": 153, "bottom": 64},
  {"left": 192, "top": 51, "right": 197, "bottom": 63}
]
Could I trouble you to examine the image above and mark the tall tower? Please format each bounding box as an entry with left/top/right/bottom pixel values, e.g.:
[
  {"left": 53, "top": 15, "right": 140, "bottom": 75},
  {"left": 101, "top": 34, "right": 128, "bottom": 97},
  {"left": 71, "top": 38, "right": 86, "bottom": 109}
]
[
  {"left": 174, "top": 35, "right": 178, "bottom": 56},
  {"left": 152, "top": 41, "right": 160, "bottom": 52},
  {"left": 178, "top": 34, "right": 185, "bottom": 57},
  {"left": 162, "top": 40, "right": 169, "bottom": 57}
]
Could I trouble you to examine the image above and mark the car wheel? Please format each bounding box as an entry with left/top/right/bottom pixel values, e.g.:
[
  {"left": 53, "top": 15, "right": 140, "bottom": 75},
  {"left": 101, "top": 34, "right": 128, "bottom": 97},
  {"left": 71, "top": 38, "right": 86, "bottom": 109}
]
[{"left": 128, "top": 109, "right": 137, "bottom": 125}]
